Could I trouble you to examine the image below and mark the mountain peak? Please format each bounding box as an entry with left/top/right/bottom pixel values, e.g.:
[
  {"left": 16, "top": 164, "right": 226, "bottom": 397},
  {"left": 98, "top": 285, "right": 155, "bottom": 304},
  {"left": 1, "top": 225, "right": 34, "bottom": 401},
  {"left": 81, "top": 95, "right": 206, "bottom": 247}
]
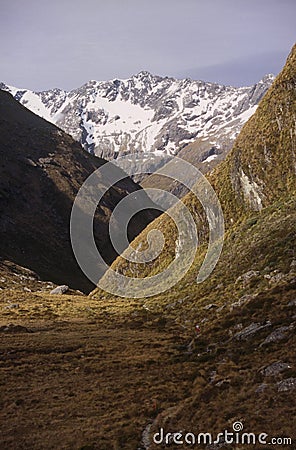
[
  {"left": 134, "top": 70, "right": 153, "bottom": 78},
  {"left": 2, "top": 71, "right": 273, "bottom": 162}
]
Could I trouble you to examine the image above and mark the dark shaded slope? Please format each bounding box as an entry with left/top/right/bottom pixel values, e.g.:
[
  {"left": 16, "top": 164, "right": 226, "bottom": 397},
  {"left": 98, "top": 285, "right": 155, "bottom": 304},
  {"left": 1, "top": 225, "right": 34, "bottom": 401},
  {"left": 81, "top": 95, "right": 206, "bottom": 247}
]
[{"left": 0, "top": 90, "right": 157, "bottom": 292}]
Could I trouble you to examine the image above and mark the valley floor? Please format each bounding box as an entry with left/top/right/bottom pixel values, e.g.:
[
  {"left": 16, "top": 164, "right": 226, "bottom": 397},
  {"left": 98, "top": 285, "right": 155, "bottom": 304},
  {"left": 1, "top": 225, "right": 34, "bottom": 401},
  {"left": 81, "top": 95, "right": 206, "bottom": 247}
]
[
  {"left": 1, "top": 279, "right": 295, "bottom": 450},
  {"left": 0, "top": 291, "right": 195, "bottom": 450}
]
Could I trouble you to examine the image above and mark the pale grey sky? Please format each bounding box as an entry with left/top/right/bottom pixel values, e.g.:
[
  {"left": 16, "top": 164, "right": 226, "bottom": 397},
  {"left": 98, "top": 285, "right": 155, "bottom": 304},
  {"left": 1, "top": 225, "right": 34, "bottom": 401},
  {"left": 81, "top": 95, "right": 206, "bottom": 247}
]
[{"left": 1, "top": 0, "right": 295, "bottom": 90}]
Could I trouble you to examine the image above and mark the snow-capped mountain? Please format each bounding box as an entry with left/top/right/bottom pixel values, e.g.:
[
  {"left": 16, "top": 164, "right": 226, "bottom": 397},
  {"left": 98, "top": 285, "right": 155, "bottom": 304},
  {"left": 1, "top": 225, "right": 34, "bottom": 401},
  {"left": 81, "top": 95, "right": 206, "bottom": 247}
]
[{"left": 0, "top": 72, "right": 274, "bottom": 162}]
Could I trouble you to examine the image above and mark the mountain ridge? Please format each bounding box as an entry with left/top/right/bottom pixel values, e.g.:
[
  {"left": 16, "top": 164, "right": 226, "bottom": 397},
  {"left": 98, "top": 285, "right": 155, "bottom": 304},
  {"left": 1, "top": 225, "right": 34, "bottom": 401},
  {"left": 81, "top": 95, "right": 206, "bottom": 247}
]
[{"left": 1, "top": 72, "right": 274, "bottom": 173}]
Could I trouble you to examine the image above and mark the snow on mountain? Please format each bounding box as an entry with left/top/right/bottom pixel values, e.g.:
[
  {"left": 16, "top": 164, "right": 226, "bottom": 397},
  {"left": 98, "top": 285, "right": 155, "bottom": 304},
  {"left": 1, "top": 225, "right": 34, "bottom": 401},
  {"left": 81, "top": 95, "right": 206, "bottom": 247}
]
[{"left": 0, "top": 72, "right": 274, "bottom": 162}]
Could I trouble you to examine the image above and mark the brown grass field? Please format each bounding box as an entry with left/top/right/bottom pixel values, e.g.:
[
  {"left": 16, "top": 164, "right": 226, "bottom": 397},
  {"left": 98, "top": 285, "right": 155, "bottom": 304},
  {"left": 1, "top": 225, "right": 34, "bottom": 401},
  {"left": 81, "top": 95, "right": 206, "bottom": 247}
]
[{"left": 0, "top": 290, "right": 198, "bottom": 450}]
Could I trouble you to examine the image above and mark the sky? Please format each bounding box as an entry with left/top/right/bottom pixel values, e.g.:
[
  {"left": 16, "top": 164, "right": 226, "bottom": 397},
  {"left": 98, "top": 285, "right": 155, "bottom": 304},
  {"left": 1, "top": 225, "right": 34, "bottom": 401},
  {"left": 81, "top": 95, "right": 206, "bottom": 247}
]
[{"left": 1, "top": 0, "right": 295, "bottom": 91}]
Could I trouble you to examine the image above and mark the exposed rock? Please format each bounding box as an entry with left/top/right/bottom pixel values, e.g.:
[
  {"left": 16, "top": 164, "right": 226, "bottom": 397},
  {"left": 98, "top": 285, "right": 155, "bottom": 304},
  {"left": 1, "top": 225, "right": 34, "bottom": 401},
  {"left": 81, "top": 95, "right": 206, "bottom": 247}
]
[
  {"left": 19, "top": 157, "right": 38, "bottom": 167},
  {"left": 216, "top": 305, "right": 225, "bottom": 312},
  {"left": 264, "top": 271, "right": 286, "bottom": 284},
  {"left": 234, "top": 321, "right": 271, "bottom": 341},
  {"left": 239, "top": 169, "right": 264, "bottom": 211},
  {"left": 230, "top": 294, "right": 255, "bottom": 310},
  {"left": 139, "top": 421, "right": 153, "bottom": 450},
  {"left": 215, "top": 378, "right": 231, "bottom": 387},
  {"left": 2, "top": 73, "right": 273, "bottom": 173},
  {"left": 209, "top": 371, "right": 217, "bottom": 384},
  {"left": 235, "top": 270, "right": 260, "bottom": 287},
  {"left": 277, "top": 378, "right": 296, "bottom": 392},
  {"left": 38, "top": 156, "right": 54, "bottom": 166},
  {"left": 260, "top": 325, "right": 293, "bottom": 346},
  {"left": 50, "top": 285, "right": 69, "bottom": 295},
  {"left": 261, "top": 361, "right": 292, "bottom": 377},
  {"left": 233, "top": 323, "right": 243, "bottom": 331},
  {"left": 4, "top": 303, "right": 19, "bottom": 309},
  {"left": 203, "top": 303, "right": 218, "bottom": 310}
]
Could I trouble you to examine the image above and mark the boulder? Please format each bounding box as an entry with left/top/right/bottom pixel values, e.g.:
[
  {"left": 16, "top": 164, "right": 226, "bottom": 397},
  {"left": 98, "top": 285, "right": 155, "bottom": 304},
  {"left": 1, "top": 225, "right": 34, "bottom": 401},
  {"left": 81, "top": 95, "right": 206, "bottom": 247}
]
[
  {"left": 255, "top": 383, "right": 268, "bottom": 394},
  {"left": 277, "top": 378, "right": 296, "bottom": 392},
  {"left": 288, "top": 299, "right": 296, "bottom": 308},
  {"left": 234, "top": 321, "right": 271, "bottom": 341},
  {"left": 235, "top": 270, "right": 260, "bottom": 287},
  {"left": 261, "top": 361, "right": 292, "bottom": 377},
  {"left": 260, "top": 325, "right": 293, "bottom": 346},
  {"left": 230, "top": 294, "right": 255, "bottom": 311},
  {"left": 50, "top": 285, "right": 69, "bottom": 295}
]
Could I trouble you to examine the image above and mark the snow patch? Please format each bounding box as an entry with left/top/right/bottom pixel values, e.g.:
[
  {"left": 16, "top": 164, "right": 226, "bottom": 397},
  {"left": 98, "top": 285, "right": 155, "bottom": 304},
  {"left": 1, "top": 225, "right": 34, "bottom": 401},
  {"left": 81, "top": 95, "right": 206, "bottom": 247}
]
[{"left": 202, "top": 154, "right": 218, "bottom": 163}]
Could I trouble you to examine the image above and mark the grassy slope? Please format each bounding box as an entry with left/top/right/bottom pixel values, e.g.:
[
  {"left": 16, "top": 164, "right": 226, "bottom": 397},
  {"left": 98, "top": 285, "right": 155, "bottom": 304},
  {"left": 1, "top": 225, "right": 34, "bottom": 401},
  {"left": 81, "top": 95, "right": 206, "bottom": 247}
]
[
  {"left": 93, "top": 45, "right": 296, "bottom": 303},
  {"left": 89, "top": 45, "right": 296, "bottom": 446},
  {"left": 210, "top": 43, "right": 296, "bottom": 223}
]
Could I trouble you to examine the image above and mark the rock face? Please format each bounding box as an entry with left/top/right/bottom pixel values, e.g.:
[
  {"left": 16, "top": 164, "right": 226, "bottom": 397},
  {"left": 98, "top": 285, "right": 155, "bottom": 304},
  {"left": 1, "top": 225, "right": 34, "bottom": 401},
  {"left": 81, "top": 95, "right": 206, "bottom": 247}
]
[
  {"left": 0, "top": 91, "right": 158, "bottom": 293},
  {"left": 0, "top": 73, "right": 273, "bottom": 170}
]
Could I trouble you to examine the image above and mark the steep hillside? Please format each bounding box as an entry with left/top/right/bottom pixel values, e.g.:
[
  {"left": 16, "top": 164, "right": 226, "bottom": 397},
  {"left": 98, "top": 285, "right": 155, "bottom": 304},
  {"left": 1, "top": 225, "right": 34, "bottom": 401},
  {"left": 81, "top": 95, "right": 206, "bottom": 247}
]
[
  {"left": 0, "top": 91, "right": 157, "bottom": 293},
  {"left": 89, "top": 46, "right": 296, "bottom": 446},
  {"left": 210, "top": 44, "right": 296, "bottom": 221},
  {"left": 97, "top": 45, "right": 296, "bottom": 293}
]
